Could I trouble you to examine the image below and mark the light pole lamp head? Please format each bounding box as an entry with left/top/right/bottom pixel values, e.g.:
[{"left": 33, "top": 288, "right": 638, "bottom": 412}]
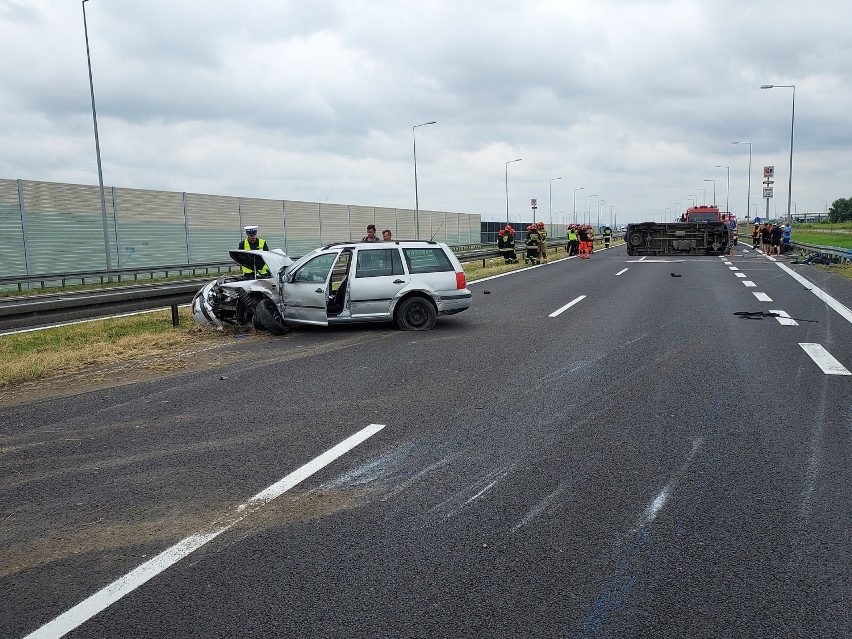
[{"left": 760, "top": 84, "right": 774, "bottom": 89}]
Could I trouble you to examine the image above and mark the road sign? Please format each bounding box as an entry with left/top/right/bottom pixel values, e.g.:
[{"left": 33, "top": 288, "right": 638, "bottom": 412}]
[
  {"left": 764, "top": 166, "right": 775, "bottom": 178},
  {"left": 763, "top": 187, "right": 774, "bottom": 198},
  {"left": 531, "top": 199, "right": 537, "bottom": 207}
]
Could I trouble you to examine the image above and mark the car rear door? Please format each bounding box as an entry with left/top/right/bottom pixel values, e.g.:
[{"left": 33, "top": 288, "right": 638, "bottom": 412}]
[{"left": 349, "top": 247, "right": 409, "bottom": 318}]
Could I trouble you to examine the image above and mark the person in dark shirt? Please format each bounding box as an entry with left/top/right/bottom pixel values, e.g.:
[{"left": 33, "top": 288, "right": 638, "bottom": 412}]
[{"left": 362, "top": 224, "right": 379, "bottom": 242}]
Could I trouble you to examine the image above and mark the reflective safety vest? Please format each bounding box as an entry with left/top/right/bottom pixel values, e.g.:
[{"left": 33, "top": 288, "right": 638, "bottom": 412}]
[
  {"left": 241, "top": 238, "right": 270, "bottom": 275},
  {"left": 568, "top": 231, "right": 578, "bottom": 242}
]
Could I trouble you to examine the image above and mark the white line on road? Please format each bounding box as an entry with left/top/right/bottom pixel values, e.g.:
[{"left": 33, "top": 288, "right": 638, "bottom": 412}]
[
  {"left": 776, "top": 262, "right": 852, "bottom": 326},
  {"left": 615, "top": 268, "right": 629, "bottom": 276},
  {"left": 799, "top": 343, "right": 851, "bottom": 375},
  {"left": 769, "top": 309, "right": 798, "bottom": 326},
  {"left": 743, "top": 281, "right": 756, "bottom": 287},
  {"left": 24, "top": 423, "right": 386, "bottom": 639},
  {"left": 549, "top": 295, "right": 586, "bottom": 317},
  {"left": 735, "top": 273, "right": 747, "bottom": 278},
  {"left": 753, "top": 292, "right": 773, "bottom": 302}
]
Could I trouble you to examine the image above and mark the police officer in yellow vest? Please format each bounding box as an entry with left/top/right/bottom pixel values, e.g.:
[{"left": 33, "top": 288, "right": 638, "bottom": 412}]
[
  {"left": 567, "top": 227, "right": 579, "bottom": 255},
  {"left": 239, "top": 225, "right": 270, "bottom": 278}
]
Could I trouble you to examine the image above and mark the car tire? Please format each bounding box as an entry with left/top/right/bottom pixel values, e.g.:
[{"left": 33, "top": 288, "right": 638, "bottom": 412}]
[
  {"left": 254, "top": 298, "right": 289, "bottom": 336},
  {"left": 252, "top": 311, "right": 267, "bottom": 331},
  {"left": 395, "top": 296, "right": 437, "bottom": 331}
]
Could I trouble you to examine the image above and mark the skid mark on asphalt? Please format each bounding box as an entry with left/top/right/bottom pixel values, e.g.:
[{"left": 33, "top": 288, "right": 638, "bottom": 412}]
[
  {"left": 532, "top": 328, "right": 657, "bottom": 392},
  {"left": 572, "top": 436, "right": 703, "bottom": 638},
  {"left": 426, "top": 464, "right": 516, "bottom": 522},
  {"left": 510, "top": 484, "right": 566, "bottom": 533}
]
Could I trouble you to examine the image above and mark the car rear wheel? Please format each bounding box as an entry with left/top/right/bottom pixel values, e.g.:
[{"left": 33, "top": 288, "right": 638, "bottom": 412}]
[
  {"left": 254, "top": 299, "right": 289, "bottom": 336},
  {"left": 395, "top": 296, "right": 437, "bottom": 331}
]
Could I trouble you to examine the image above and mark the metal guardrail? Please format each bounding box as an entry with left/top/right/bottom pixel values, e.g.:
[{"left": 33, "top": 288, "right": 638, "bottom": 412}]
[
  {"left": 0, "top": 239, "right": 592, "bottom": 332},
  {"left": 790, "top": 241, "right": 852, "bottom": 263},
  {"left": 0, "top": 261, "right": 239, "bottom": 292}
]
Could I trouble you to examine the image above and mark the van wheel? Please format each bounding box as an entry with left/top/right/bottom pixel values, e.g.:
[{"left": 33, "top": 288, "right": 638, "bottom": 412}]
[
  {"left": 395, "top": 297, "right": 437, "bottom": 331},
  {"left": 254, "top": 299, "right": 289, "bottom": 336}
]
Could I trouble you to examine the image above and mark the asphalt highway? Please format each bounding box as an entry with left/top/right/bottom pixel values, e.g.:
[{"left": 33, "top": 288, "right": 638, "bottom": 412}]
[{"left": 2, "top": 243, "right": 850, "bottom": 638}]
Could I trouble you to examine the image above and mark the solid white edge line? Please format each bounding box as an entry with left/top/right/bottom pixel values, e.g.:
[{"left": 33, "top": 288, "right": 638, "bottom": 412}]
[
  {"left": 615, "top": 268, "right": 629, "bottom": 276},
  {"left": 24, "top": 423, "right": 386, "bottom": 639},
  {"left": 549, "top": 295, "right": 587, "bottom": 318},
  {"left": 776, "top": 262, "right": 852, "bottom": 325},
  {"left": 246, "top": 423, "right": 385, "bottom": 506},
  {"left": 799, "top": 343, "right": 852, "bottom": 376}
]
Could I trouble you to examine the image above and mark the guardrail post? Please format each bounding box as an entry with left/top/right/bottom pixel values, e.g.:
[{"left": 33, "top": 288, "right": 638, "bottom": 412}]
[{"left": 171, "top": 305, "right": 179, "bottom": 327}]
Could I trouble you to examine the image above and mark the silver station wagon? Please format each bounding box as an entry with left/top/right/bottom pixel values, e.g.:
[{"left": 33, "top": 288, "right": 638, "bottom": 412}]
[{"left": 192, "top": 240, "right": 472, "bottom": 334}]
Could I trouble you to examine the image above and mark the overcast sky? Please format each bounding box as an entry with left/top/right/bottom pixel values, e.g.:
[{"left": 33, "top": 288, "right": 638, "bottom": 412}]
[{"left": 2, "top": 0, "right": 850, "bottom": 225}]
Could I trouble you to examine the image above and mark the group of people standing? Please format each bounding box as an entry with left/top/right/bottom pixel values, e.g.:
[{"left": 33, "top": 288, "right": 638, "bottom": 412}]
[
  {"left": 751, "top": 221, "right": 791, "bottom": 255},
  {"left": 497, "top": 222, "right": 606, "bottom": 263},
  {"left": 566, "top": 224, "right": 596, "bottom": 259},
  {"left": 497, "top": 221, "right": 550, "bottom": 264}
]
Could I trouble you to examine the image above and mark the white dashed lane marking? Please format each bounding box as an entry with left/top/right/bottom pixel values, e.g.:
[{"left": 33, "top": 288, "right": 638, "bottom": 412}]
[
  {"left": 799, "top": 343, "right": 851, "bottom": 376},
  {"left": 549, "top": 295, "right": 587, "bottom": 317},
  {"left": 743, "top": 281, "right": 756, "bottom": 287},
  {"left": 753, "top": 292, "right": 773, "bottom": 302},
  {"left": 769, "top": 310, "right": 798, "bottom": 326},
  {"left": 735, "top": 273, "right": 747, "bottom": 278}
]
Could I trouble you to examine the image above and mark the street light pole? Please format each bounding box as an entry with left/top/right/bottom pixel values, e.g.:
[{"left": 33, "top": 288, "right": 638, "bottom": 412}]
[
  {"left": 573, "top": 187, "right": 583, "bottom": 224},
  {"left": 412, "top": 120, "right": 436, "bottom": 239},
  {"left": 703, "top": 179, "right": 716, "bottom": 206},
  {"left": 698, "top": 188, "right": 707, "bottom": 206},
  {"left": 586, "top": 194, "right": 596, "bottom": 226},
  {"left": 81, "top": 0, "right": 112, "bottom": 270},
  {"left": 731, "top": 141, "right": 752, "bottom": 222},
  {"left": 549, "top": 177, "right": 561, "bottom": 230},
  {"left": 505, "top": 158, "right": 522, "bottom": 226},
  {"left": 715, "top": 165, "right": 730, "bottom": 214},
  {"left": 761, "top": 84, "right": 795, "bottom": 222}
]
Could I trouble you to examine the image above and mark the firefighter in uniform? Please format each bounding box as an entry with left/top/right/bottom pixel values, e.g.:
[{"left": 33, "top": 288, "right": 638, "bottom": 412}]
[
  {"left": 537, "top": 221, "right": 548, "bottom": 262},
  {"left": 239, "top": 225, "right": 270, "bottom": 278},
  {"left": 603, "top": 226, "right": 613, "bottom": 248},
  {"left": 503, "top": 225, "right": 518, "bottom": 263},
  {"left": 525, "top": 224, "right": 541, "bottom": 264},
  {"left": 497, "top": 230, "right": 513, "bottom": 264}
]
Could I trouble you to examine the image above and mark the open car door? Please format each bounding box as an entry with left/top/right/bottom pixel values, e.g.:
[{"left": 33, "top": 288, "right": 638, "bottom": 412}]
[{"left": 279, "top": 252, "right": 338, "bottom": 326}]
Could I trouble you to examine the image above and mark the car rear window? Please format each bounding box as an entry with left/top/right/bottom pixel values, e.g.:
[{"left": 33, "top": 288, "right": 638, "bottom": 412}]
[{"left": 403, "top": 248, "right": 453, "bottom": 274}]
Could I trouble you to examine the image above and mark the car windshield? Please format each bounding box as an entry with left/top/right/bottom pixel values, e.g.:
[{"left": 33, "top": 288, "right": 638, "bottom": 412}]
[
  {"left": 292, "top": 253, "right": 337, "bottom": 283},
  {"left": 689, "top": 212, "right": 719, "bottom": 222}
]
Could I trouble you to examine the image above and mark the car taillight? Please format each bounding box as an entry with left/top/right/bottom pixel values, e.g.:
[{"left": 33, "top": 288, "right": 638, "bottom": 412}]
[{"left": 456, "top": 272, "right": 466, "bottom": 289}]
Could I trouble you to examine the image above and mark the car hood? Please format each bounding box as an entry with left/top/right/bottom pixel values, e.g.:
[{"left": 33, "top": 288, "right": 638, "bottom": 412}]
[{"left": 229, "top": 248, "right": 293, "bottom": 275}]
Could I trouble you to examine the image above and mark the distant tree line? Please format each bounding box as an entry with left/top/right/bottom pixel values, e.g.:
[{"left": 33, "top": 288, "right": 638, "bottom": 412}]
[{"left": 828, "top": 197, "right": 852, "bottom": 223}]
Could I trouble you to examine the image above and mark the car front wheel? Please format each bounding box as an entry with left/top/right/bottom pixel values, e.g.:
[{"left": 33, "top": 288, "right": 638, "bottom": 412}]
[
  {"left": 395, "top": 296, "right": 437, "bottom": 331},
  {"left": 254, "top": 299, "right": 290, "bottom": 336}
]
